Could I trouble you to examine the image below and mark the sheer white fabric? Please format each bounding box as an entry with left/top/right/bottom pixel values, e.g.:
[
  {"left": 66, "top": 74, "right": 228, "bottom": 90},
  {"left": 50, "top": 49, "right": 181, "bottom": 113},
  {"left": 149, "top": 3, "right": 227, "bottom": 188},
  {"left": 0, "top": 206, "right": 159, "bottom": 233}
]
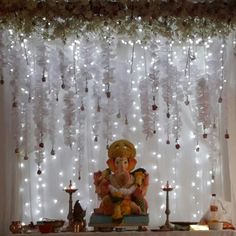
[
  {"left": 225, "top": 35, "right": 236, "bottom": 226},
  {"left": 0, "top": 35, "right": 235, "bottom": 235}
]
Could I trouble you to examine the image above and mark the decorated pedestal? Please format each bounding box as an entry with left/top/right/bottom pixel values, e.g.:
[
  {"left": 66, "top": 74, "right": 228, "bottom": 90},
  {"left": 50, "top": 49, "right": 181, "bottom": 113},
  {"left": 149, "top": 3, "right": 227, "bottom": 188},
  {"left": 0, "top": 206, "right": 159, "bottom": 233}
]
[{"left": 89, "top": 213, "right": 149, "bottom": 231}]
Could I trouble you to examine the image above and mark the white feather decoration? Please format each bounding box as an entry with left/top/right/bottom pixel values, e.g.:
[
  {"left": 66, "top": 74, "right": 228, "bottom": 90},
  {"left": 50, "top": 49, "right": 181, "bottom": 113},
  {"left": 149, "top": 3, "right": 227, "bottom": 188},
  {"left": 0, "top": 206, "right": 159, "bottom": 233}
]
[
  {"left": 115, "top": 62, "right": 133, "bottom": 124},
  {"left": 33, "top": 77, "right": 49, "bottom": 143},
  {"left": 48, "top": 93, "right": 57, "bottom": 149},
  {"left": 48, "top": 44, "right": 61, "bottom": 100},
  {"left": 58, "top": 45, "right": 73, "bottom": 90},
  {"left": 139, "top": 78, "right": 154, "bottom": 139},
  {"left": 196, "top": 77, "right": 211, "bottom": 130},
  {"left": 8, "top": 35, "right": 24, "bottom": 152},
  {"left": 100, "top": 38, "right": 117, "bottom": 94},
  {"left": 63, "top": 90, "right": 77, "bottom": 147}
]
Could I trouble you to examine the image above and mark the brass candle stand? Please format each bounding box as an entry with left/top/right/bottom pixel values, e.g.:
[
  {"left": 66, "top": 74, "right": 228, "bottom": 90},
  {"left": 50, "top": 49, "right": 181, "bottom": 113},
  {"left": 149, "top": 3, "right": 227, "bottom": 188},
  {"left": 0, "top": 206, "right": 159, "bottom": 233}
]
[
  {"left": 160, "top": 181, "right": 174, "bottom": 231},
  {"left": 63, "top": 180, "right": 77, "bottom": 231}
]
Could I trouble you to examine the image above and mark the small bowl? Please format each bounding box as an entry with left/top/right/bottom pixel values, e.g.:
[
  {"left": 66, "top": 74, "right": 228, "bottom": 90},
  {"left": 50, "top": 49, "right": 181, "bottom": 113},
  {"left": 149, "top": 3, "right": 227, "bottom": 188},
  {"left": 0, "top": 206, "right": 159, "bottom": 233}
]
[
  {"left": 208, "top": 221, "right": 223, "bottom": 230},
  {"left": 38, "top": 224, "right": 53, "bottom": 233}
]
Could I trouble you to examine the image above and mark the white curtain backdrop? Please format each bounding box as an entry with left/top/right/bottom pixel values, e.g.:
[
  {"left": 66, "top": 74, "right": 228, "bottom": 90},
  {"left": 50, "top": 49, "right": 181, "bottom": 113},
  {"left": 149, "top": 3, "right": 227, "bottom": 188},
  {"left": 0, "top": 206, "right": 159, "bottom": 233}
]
[
  {"left": 0, "top": 32, "right": 235, "bottom": 235},
  {"left": 0, "top": 86, "right": 23, "bottom": 235},
  {"left": 225, "top": 35, "right": 236, "bottom": 226}
]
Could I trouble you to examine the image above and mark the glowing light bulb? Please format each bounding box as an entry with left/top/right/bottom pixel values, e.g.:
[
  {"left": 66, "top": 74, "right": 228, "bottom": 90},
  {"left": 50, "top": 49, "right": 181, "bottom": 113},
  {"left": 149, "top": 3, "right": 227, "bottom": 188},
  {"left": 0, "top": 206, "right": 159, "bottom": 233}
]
[{"left": 160, "top": 204, "right": 165, "bottom": 209}]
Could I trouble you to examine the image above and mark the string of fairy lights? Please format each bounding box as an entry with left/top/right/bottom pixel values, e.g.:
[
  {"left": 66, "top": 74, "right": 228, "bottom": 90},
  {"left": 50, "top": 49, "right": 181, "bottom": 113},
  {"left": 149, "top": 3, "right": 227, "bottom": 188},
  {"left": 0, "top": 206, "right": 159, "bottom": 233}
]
[{"left": 0, "top": 29, "right": 232, "bottom": 226}]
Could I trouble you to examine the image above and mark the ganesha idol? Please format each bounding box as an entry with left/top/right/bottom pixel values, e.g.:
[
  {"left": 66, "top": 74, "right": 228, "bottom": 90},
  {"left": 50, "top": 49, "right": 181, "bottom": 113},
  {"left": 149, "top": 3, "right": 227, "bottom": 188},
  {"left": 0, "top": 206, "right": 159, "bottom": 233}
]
[{"left": 89, "top": 139, "right": 149, "bottom": 229}]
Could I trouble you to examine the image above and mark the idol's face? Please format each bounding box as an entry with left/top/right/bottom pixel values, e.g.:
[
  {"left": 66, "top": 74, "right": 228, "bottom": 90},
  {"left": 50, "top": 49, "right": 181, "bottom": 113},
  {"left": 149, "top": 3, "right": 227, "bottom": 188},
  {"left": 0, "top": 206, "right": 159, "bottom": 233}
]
[{"left": 114, "top": 157, "right": 129, "bottom": 172}]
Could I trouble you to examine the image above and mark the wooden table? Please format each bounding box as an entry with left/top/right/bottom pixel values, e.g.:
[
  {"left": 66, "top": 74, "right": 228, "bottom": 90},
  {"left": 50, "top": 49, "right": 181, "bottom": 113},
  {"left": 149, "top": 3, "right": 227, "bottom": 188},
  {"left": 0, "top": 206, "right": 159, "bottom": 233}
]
[{"left": 8, "top": 230, "right": 236, "bottom": 236}]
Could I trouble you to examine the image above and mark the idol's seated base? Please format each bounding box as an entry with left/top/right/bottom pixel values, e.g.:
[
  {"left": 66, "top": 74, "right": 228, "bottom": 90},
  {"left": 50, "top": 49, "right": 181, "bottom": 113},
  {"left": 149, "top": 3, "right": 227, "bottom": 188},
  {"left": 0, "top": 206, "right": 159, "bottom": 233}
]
[{"left": 89, "top": 213, "right": 149, "bottom": 231}]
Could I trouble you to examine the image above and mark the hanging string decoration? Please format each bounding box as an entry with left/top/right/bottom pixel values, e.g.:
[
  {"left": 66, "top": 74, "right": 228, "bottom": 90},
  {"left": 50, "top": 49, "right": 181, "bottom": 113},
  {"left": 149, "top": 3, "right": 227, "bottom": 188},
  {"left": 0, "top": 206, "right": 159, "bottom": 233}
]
[
  {"left": 48, "top": 44, "right": 61, "bottom": 101},
  {"left": 78, "top": 37, "right": 102, "bottom": 142},
  {"left": 139, "top": 77, "right": 154, "bottom": 139},
  {"left": 10, "top": 76, "right": 22, "bottom": 154},
  {"left": 63, "top": 91, "right": 77, "bottom": 148},
  {"left": 100, "top": 37, "right": 117, "bottom": 146},
  {"left": 47, "top": 46, "right": 61, "bottom": 154},
  {"left": 183, "top": 46, "right": 196, "bottom": 105},
  {"left": 161, "top": 55, "right": 175, "bottom": 143},
  {"left": 171, "top": 66, "right": 183, "bottom": 149},
  {"left": 48, "top": 93, "right": 57, "bottom": 155},
  {"left": 79, "top": 37, "right": 96, "bottom": 94},
  {"left": 76, "top": 97, "right": 87, "bottom": 180},
  {"left": 0, "top": 32, "right": 6, "bottom": 85},
  {"left": 8, "top": 35, "right": 24, "bottom": 154},
  {"left": 36, "top": 41, "right": 48, "bottom": 83},
  {"left": 22, "top": 102, "right": 32, "bottom": 160},
  {"left": 59, "top": 46, "right": 73, "bottom": 90},
  {"left": 206, "top": 40, "right": 221, "bottom": 133},
  {"left": 33, "top": 76, "right": 49, "bottom": 173},
  {"left": 115, "top": 62, "right": 133, "bottom": 131},
  {"left": 219, "top": 41, "right": 230, "bottom": 139},
  {"left": 148, "top": 39, "right": 161, "bottom": 134},
  {"left": 196, "top": 77, "right": 211, "bottom": 138},
  {"left": 92, "top": 70, "right": 103, "bottom": 142},
  {"left": 101, "top": 37, "right": 117, "bottom": 99}
]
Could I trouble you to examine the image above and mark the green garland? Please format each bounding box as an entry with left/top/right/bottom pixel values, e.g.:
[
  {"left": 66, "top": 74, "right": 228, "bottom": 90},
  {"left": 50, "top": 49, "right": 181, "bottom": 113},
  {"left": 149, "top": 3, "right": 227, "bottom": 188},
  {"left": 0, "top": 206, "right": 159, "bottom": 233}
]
[{"left": 0, "top": 0, "right": 236, "bottom": 40}]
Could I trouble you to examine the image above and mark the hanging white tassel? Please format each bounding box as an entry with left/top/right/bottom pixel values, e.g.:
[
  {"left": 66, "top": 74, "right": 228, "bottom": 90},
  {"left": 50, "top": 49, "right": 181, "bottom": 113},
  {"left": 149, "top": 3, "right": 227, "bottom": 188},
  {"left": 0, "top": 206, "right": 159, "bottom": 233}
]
[
  {"left": 100, "top": 37, "right": 117, "bottom": 98},
  {"left": 100, "top": 37, "right": 117, "bottom": 144},
  {"left": 139, "top": 78, "right": 154, "bottom": 139},
  {"left": 196, "top": 77, "right": 211, "bottom": 131},
  {"left": 58, "top": 45, "right": 73, "bottom": 90},
  {"left": 48, "top": 92, "right": 57, "bottom": 151},
  {"left": 63, "top": 90, "right": 77, "bottom": 147},
  {"left": 33, "top": 55, "right": 50, "bottom": 168},
  {"left": 115, "top": 62, "right": 133, "bottom": 127},
  {"left": 8, "top": 34, "right": 25, "bottom": 153},
  {"left": 48, "top": 44, "right": 61, "bottom": 100}
]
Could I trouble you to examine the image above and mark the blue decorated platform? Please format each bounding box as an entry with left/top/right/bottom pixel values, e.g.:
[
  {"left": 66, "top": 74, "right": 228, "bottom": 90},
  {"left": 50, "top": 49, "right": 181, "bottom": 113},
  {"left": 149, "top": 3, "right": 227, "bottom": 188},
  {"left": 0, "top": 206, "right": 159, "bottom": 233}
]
[{"left": 89, "top": 213, "right": 149, "bottom": 228}]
